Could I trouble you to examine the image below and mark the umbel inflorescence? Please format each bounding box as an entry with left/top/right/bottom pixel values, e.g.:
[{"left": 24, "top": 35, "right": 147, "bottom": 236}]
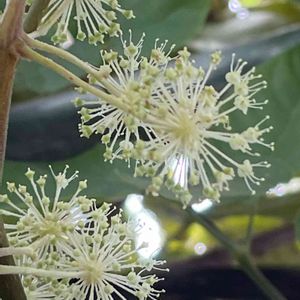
[
  {"left": 0, "top": 167, "right": 167, "bottom": 300},
  {"left": 76, "top": 35, "right": 274, "bottom": 207},
  {"left": 30, "top": 0, "right": 134, "bottom": 44}
]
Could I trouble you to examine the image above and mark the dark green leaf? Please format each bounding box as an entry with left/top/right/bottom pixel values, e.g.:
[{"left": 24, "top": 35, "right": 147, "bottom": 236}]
[
  {"left": 0, "top": 0, "right": 5, "bottom": 11},
  {"left": 242, "top": 44, "right": 300, "bottom": 193},
  {"left": 105, "top": 0, "right": 211, "bottom": 54},
  {"left": 13, "top": 41, "right": 101, "bottom": 101}
]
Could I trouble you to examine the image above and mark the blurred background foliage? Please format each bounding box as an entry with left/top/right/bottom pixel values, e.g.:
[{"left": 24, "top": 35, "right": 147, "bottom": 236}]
[{"left": 2, "top": 0, "right": 300, "bottom": 297}]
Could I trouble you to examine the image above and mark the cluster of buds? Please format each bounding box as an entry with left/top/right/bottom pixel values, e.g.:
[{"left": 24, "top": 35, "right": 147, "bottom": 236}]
[
  {"left": 76, "top": 36, "right": 273, "bottom": 207},
  {"left": 0, "top": 167, "right": 166, "bottom": 299},
  {"left": 75, "top": 32, "right": 175, "bottom": 164},
  {"left": 32, "top": 0, "right": 134, "bottom": 44}
]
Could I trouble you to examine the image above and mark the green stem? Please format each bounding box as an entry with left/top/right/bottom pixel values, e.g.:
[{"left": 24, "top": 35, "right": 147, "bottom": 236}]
[
  {"left": 19, "top": 44, "right": 129, "bottom": 112},
  {"left": 23, "top": 0, "right": 50, "bottom": 33},
  {"left": 237, "top": 253, "right": 286, "bottom": 300},
  {"left": 0, "top": 246, "right": 34, "bottom": 258},
  {"left": 0, "top": 265, "right": 80, "bottom": 278},
  {"left": 0, "top": 1, "right": 27, "bottom": 299},
  {"left": 245, "top": 202, "right": 257, "bottom": 246},
  {"left": 24, "top": 35, "right": 97, "bottom": 75},
  {"left": 23, "top": 35, "right": 123, "bottom": 97},
  {"left": 187, "top": 208, "right": 286, "bottom": 300}
]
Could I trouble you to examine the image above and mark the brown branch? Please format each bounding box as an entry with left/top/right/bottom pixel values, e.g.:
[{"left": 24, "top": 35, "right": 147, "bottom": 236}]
[
  {"left": 0, "top": 45, "right": 19, "bottom": 181},
  {"left": 0, "top": 1, "right": 27, "bottom": 299}
]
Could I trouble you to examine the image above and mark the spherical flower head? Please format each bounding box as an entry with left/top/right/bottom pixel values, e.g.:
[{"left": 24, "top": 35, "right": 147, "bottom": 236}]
[
  {"left": 137, "top": 50, "right": 273, "bottom": 207},
  {"left": 73, "top": 33, "right": 272, "bottom": 207},
  {"left": 75, "top": 32, "right": 175, "bottom": 165},
  {"left": 35, "top": 0, "right": 134, "bottom": 44},
  {"left": 0, "top": 165, "right": 95, "bottom": 258},
  {"left": 51, "top": 203, "right": 167, "bottom": 300}
]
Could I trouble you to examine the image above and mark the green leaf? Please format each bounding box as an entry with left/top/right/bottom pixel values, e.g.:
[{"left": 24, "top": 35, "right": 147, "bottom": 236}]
[
  {"left": 0, "top": 0, "right": 5, "bottom": 11},
  {"left": 248, "top": 44, "right": 300, "bottom": 191},
  {"left": 13, "top": 41, "right": 101, "bottom": 101},
  {"left": 105, "top": 0, "right": 211, "bottom": 54}
]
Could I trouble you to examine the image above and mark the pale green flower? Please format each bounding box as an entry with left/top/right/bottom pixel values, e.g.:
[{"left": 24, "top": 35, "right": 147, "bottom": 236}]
[
  {"left": 0, "top": 168, "right": 167, "bottom": 299},
  {"left": 35, "top": 0, "right": 134, "bottom": 44},
  {"left": 76, "top": 32, "right": 174, "bottom": 165},
  {"left": 0, "top": 165, "right": 94, "bottom": 258},
  {"left": 74, "top": 33, "right": 273, "bottom": 207},
  {"left": 138, "top": 50, "right": 273, "bottom": 207},
  {"left": 52, "top": 203, "right": 167, "bottom": 300},
  {"left": 6, "top": 204, "right": 167, "bottom": 300}
]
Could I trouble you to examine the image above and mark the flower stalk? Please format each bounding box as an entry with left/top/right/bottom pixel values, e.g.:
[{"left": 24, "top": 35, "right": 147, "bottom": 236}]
[
  {"left": 0, "top": 265, "right": 80, "bottom": 278},
  {"left": 19, "top": 44, "right": 130, "bottom": 113},
  {"left": 0, "top": 246, "right": 34, "bottom": 258},
  {"left": 23, "top": 35, "right": 121, "bottom": 94},
  {"left": 187, "top": 208, "right": 286, "bottom": 300}
]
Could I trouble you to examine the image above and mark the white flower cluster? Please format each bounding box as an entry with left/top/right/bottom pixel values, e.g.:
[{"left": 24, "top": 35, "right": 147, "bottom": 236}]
[
  {"left": 75, "top": 32, "right": 174, "bottom": 164},
  {"left": 34, "top": 0, "right": 134, "bottom": 44},
  {"left": 0, "top": 167, "right": 166, "bottom": 299},
  {"left": 76, "top": 36, "right": 273, "bottom": 207},
  {"left": 1, "top": 165, "right": 92, "bottom": 257}
]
